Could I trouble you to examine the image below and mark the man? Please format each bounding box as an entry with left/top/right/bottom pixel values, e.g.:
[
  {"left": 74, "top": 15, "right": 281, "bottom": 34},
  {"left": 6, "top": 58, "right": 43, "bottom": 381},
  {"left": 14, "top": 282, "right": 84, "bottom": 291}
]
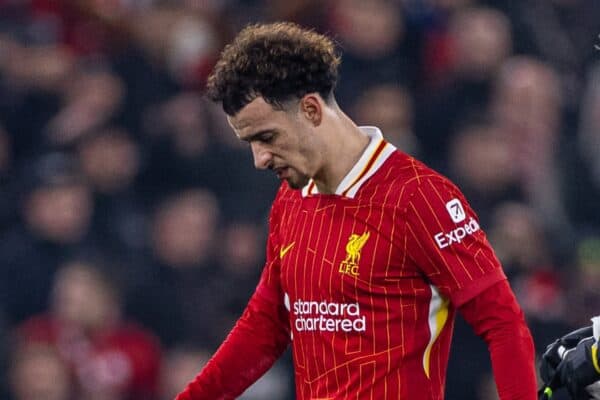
[
  {"left": 176, "top": 22, "right": 537, "bottom": 399},
  {"left": 540, "top": 316, "right": 600, "bottom": 399}
]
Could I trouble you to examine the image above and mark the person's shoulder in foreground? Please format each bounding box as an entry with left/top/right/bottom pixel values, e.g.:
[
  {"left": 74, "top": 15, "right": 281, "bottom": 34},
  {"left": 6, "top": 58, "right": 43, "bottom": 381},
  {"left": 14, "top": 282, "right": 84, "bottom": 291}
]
[{"left": 175, "top": 21, "right": 538, "bottom": 400}]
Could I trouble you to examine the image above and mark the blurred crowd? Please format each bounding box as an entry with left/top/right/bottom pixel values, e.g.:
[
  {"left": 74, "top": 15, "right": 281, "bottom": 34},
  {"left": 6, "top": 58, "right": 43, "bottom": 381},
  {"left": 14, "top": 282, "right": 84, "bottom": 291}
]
[{"left": 0, "top": 0, "right": 599, "bottom": 399}]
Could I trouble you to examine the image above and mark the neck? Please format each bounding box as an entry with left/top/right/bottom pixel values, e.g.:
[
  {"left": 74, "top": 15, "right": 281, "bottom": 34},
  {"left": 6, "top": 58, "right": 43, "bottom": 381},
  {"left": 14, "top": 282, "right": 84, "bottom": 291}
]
[{"left": 312, "top": 109, "right": 370, "bottom": 194}]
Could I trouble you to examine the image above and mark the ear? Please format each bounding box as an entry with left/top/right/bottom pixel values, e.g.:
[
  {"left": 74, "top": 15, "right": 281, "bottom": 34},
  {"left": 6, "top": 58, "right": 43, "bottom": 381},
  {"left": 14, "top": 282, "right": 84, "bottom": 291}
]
[{"left": 299, "top": 94, "right": 323, "bottom": 126}]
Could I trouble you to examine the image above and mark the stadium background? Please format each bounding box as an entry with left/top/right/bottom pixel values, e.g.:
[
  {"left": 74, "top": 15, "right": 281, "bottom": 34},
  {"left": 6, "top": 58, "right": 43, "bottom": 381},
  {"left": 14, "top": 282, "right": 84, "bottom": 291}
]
[{"left": 0, "top": 0, "right": 599, "bottom": 399}]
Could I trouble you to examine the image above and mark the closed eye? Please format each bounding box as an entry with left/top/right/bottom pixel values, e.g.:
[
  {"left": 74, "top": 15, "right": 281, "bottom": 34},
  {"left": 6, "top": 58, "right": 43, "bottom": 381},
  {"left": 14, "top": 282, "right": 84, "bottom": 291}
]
[
  {"left": 257, "top": 133, "right": 275, "bottom": 143},
  {"left": 243, "top": 130, "right": 276, "bottom": 144}
]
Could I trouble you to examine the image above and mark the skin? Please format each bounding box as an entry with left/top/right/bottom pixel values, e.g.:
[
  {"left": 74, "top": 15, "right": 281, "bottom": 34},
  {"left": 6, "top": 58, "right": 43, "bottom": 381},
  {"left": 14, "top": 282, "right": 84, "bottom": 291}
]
[{"left": 227, "top": 94, "right": 369, "bottom": 194}]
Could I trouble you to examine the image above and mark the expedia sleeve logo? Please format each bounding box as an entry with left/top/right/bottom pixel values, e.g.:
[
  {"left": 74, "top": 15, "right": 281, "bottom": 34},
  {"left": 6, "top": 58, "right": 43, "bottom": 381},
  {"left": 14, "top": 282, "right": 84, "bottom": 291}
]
[
  {"left": 434, "top": 217, "right": 480, "bottom": 249},
  {"left": 434, "top": 199, "right": 480, "bottom": 249},
  {"left": 445, "top": 198, "right": 466, "bottom": 223}
]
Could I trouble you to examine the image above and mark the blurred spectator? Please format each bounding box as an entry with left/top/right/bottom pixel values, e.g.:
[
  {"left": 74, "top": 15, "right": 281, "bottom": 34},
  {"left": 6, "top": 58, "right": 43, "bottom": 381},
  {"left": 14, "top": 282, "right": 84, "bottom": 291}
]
[
  {"left": 0, "top": 40, "right": 74, "bottom": 93},
  {"left": 498, "top": 0, "right": 600, "bottom": 114},
  {"left": 141, "top": 93, "right": 231, "bottom": 200},
  {"left": 351, "top": 83, "right": 419, "bottom": 156},
  {"left": 0, "top": 152, "right": 94, "bottom": 324},
  {"left": 211, "top": 221, "right": 267, "bottom": 333},
  {"left": 490, "top": 56, "right": 572, "bottom": 243},
  {"left": 415, "top": 5, "right": 512, "bottom": 169},
  {"left": 44, "top": 68, "right": 125, "bottom": 148},
  {"left": 126, "top": 188, "right": 223, "bottom": 346},
  {"left": 488, "top": 203, "right": 550, "bottom": 279},
  {"left": 447, "top": 123, "right": 522, "bottom": 225},
  {"left": 220, "top": 221, "right": 264, "bottom": 278},
  {"left": 0, "top": 39, "right": 76, "bottom": 161},
  {"left": 448, "top": 123, "right": 524, "bottom": 214},
  {"left": 19, "top": 153, "right": 92, "bottom": 243},
  {"left": 15, "top": 258, "right": 162, "bottom": 400},
  {"left": 447, "top": 5, "right": 512, "bottom": 81},
  {"left": 139, "top": 91, "right": 278, "bottom": 220},
  {"left": 328, "top": 0, "right": 416, "bottom": 108},
  {"left": 151, "top": 189, "right": 218, "bottom": 270},
  {"left": 410, "top": 0, "right": 476, "bottom": 86},
  {"left": 77, "top": 127, "right": 147, "bottom": 259},
  {"left": 78, "top": 127, "right": 141, "bottom": 195},
  {"left": 487, "top": 202, "right": 571, "bottom": 353},
  {"left": 567, "top": 61, "right": 600, "bottom": 230},
  {"left": 8, "top": 342, "right": 73, "bottom": 400},
  {"left": 129, "top": 5, "right": 220, "bottom": 89},
  {"left": 138, "top": 92, "right": 219, "bottom": 199},
  {"left": 578, "top": 64, "right": 600, "bottom": 170}
]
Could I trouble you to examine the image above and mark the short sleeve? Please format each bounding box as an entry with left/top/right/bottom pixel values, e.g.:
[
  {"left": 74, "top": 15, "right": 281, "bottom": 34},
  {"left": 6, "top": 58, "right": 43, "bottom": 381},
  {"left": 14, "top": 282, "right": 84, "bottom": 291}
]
[{"left": 403, "top": 176, "right": 506, "bottom": 306}]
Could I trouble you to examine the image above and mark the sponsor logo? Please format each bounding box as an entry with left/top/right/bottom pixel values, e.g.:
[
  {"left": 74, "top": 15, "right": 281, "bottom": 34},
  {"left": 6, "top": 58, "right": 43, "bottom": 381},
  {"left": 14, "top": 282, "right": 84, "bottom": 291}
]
[
  {"left": 445, "top": 198, "right": 466, "bottom": 223},
  {"left": 284, "top": 295, "right": 367, "bottom": 333},
  {"left": 434, "top": 217, "right": 480, "bottom": 249},
  {"left": 339, "top": 231, "right": 370, "bottom": 277},
  {"left": 280, "top": 242, "right": 295, "bottom": 259}
]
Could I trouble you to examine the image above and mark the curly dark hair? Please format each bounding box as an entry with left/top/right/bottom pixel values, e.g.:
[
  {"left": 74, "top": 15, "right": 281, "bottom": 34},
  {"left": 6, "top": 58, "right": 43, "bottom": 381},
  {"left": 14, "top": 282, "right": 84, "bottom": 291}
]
[{"left": 206, "top": 22, "right": 341, "bottom": 115}]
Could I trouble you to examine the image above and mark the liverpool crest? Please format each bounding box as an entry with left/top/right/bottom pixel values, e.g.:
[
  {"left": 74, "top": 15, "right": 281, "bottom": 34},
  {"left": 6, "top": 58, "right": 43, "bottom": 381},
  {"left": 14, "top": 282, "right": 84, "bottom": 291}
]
[{"left": 339, "top": 231, "right": 370, "bottom": 277}]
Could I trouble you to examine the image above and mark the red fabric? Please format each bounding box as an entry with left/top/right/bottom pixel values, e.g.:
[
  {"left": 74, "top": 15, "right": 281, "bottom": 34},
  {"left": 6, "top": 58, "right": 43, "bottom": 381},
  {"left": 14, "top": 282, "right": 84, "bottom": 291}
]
[
  {"left": 459, "top": 279, "right": 537, "bottom": 400},
  {"left": 273, "top": 151, "right": 509, "bottom": 399},
  {"left": 401, "top": 170, "right": 508, "bottom": 307},
  {"left": 177, "top": 139, "right": 535, "bottom": 399},
  {"left": 17, "top": 315, "right": 162, "bottom": 399}
]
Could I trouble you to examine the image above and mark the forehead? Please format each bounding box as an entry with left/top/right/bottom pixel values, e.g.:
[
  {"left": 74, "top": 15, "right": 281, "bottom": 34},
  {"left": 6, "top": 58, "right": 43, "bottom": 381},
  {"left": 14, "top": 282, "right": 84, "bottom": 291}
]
[{"left": 227, "top": 97, "right": 288, "bottom": 138}]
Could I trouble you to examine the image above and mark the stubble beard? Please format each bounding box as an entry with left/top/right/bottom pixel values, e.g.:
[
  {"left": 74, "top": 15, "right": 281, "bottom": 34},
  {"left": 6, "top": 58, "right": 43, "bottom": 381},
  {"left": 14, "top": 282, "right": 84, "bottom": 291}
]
[{"left": 286, "top": 172, "right": 310, "bottom": 190}]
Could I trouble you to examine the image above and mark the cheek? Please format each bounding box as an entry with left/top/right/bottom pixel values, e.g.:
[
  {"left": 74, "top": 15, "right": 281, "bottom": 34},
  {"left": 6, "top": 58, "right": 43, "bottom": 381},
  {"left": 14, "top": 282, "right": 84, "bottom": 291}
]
[{"left": 289, "top": 127, "right": 313, "bottom": 155}]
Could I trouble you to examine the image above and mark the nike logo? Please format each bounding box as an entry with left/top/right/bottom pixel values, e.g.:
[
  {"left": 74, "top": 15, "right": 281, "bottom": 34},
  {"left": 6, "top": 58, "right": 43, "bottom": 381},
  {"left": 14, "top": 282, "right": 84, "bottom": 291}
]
[{"left": 280, "top": 242, "right": 295, "bottom": 259}]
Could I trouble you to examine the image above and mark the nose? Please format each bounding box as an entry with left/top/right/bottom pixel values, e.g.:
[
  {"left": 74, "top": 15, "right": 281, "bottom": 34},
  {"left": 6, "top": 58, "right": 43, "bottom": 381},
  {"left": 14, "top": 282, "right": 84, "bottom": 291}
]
[{"left": 250, "top": 142, "right": 272, "bottom": 170}]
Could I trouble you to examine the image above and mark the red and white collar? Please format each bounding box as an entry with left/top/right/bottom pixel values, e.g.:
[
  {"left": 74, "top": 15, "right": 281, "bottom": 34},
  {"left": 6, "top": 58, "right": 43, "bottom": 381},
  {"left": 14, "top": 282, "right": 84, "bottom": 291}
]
[{"left": 301, "top": 126, "right": 396, "bottom": 198}]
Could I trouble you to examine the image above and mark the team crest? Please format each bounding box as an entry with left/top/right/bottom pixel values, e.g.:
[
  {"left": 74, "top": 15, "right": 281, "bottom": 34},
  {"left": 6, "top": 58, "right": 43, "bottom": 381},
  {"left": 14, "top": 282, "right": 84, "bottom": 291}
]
[{"left": 339, "top": 231, "right": 370, "bottom": 277}]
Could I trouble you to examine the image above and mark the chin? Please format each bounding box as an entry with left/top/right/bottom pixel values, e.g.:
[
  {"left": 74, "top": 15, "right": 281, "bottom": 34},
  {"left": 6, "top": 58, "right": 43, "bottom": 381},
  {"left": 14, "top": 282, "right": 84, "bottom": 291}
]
[{"left": 286, "top": 174, "right": 310, "bottom": 190}]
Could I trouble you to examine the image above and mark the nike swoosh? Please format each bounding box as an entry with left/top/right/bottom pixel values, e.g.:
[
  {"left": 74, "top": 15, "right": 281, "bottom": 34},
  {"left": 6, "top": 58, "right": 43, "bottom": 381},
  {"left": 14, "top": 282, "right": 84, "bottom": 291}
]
[{"left": 280, "top": 242, "right": 295, "bottom": 259}]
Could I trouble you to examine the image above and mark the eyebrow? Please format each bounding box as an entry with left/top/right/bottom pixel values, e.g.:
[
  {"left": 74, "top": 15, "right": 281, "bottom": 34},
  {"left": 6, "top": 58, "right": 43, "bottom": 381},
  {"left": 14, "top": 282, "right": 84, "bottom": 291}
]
[{"left": 239, "top": 129, "right": 274, "bottom": 142}]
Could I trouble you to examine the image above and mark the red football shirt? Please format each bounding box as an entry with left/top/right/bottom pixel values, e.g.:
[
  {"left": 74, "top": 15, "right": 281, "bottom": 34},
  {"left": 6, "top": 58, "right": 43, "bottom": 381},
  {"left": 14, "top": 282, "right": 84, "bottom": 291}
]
[
  {"left": 177, "top": 126, "right": 535, "bottom": 400},
  {"left": 256, "top": 126, "right": 506, "bottom": 399}
]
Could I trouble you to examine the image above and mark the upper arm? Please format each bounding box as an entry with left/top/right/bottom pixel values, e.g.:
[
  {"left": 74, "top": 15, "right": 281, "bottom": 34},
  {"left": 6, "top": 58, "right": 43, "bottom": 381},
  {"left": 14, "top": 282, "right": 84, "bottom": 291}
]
[{"left": 403, "top": 176, "right": 506, "bottom": 306}]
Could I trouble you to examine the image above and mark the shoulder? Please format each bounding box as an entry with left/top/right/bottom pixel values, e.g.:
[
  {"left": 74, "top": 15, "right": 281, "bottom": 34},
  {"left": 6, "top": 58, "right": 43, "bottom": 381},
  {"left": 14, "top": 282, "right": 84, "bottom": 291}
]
[
  {"left": 389, "top": 151, "right": 456, "bottom": 187},
  {"left": 366, "top": 150, "right": 462, "bottom": 208}
]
